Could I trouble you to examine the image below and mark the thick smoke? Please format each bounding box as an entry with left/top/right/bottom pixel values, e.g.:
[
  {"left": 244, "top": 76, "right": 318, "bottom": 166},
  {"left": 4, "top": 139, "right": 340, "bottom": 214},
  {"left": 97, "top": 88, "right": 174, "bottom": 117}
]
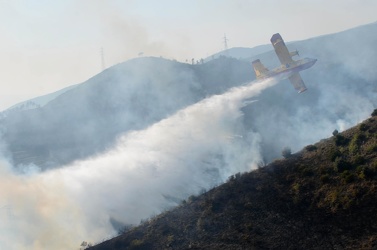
[
  {"left": 2, "top": 22, "right": 376, "bottom": 249},
  {"left": 0, "top": 78, "right": 277, "bottom": 249},
  {"left": 2, "top": 57, "right": 253, "bottom": 170}
]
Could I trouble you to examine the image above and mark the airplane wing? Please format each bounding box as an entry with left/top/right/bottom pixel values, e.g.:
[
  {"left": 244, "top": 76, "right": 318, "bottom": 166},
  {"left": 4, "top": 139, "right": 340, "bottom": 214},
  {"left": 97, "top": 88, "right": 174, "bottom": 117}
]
[
  {"left": 288, "top": 73, "right": 307, "bottom": 93},
  {"left": 270, "top": 33, "right": 294, "bottom": 65}
]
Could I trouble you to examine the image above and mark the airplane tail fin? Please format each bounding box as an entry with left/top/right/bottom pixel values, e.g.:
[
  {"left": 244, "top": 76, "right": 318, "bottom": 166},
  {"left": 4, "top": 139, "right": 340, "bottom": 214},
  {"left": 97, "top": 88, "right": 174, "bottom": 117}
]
[{"left": 252, "top": 59, "right": 269, "bottom": 79}]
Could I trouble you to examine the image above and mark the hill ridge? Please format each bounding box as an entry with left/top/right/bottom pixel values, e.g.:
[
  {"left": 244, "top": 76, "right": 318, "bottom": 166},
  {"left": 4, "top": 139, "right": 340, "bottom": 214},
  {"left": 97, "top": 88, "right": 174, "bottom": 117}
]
[{"left": 89, "top": 110, "right": 377, "bottom": 250}]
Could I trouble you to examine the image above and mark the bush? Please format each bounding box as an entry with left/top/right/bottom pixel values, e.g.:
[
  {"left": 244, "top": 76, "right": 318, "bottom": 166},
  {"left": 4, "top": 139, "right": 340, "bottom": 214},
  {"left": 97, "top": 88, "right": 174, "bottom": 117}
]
[
  {"left": 305, "top": 145, "right": 317, "bottom": 152},
  {"left": 371, "top": 109, "right": 377, "bottom": 117},
  {"left": 349, "top": 132, "right": 366, "bottom": 153},
  {"left": 332, "top": 129, "right": 339, "bottom": 136},
  {"left": 320, "top": 174, "right": 330, "bottom": 183},
  {"left": 363, "top": 165, "right": 377, "bottom": 179},
  {"left": 334, "top": 158, "right": 352, "bottom": 172},
  {"left": 366, "top": 143, "right": 377, "bottom": 153},
  {"left": 301, "top": 167, "right": 313, "bottom": 176},
  {"left": 335, "top": 134, "right": 348, "bottom": 146},
  {"left": 329, "top": 149, "right": 342, "bottom": 162},
  {"left": 359, "top": 123, "right": 369, "bottom": 131},
  {"left": 118, "top": 224, "right": 134, "bottom": 235},
  {"left": 130, "top": 239, "right": 144, "bottom": 247},
  {"left": 188, "top": 195, "right": 198, "bottom": 203},
  {"left": 341, "top": 171, "right": 355, "bottom": 183},
  {"left": 257, "top": 161, "right": 266, "bottom": 169},
  {"left": 282, "top": 147, "right": 292, "bottom": 158},
  {"left": 352, "top": 155, "right": 365, "bottom": 165},
  {"left": 356, "top": 166, "right": 367, "bottom": 179}
]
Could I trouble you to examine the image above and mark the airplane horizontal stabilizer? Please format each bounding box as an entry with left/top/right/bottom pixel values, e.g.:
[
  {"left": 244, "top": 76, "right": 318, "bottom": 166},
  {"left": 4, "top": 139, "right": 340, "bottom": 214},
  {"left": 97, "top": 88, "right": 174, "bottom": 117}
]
[{"left": 252, "top": 59, "right": 269, "bottom": 79}]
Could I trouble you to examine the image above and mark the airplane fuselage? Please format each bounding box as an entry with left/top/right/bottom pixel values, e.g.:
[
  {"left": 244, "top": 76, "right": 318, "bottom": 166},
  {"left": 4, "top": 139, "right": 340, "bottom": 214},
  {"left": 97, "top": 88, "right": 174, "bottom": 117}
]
[{"left": 258, "top": 58, "right": 317, "bottom": 80}]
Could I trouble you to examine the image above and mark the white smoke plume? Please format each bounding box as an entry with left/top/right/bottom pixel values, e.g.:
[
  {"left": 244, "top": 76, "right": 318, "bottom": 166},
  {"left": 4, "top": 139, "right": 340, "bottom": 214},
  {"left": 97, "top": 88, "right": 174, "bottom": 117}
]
[{"left": 0, "top": 77, "right": 278, "bottom": 249}]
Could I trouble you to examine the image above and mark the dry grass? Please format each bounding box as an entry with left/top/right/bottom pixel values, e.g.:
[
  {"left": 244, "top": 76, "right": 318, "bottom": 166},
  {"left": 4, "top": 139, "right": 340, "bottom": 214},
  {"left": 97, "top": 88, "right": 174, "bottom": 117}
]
[{"left": 90, "top": 112, "right": 377, "bottom": 250}]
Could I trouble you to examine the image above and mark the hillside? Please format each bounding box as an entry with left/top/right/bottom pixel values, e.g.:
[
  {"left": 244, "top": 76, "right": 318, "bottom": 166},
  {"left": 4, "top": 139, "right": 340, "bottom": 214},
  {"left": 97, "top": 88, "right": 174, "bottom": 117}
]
[
  {"left": 0, "top": 22, "right": 376, "bottom": 171},
  {"left": 1, "top": 84, "right": 78, "bottom": 114},
  {"left": 89, "top": 110, "right": 377, "bottom": 250},
  {"left": 0, "top": 57, "right": 252, "bottom": 169}
]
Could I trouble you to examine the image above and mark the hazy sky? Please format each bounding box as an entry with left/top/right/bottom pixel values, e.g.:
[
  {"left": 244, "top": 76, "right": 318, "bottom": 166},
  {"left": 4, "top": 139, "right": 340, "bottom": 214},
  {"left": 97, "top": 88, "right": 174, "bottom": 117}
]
[{"left": 0, "top": 0, "right": 376, "bottom": 110}]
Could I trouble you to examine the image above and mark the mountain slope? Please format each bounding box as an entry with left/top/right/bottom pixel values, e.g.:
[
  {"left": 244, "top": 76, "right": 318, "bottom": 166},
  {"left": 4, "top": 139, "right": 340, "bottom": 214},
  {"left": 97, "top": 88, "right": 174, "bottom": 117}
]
[
  {"left": 1, "top": 84, "right": 78, "bottom": 114},
  {"left": 89, "top": 111, "right": 377, "bottom": 250},
  {"left": 0, "top": 57, "right": 252, "bottom": 169},
  {"left": 205, "top": 45, "right": 272, "bottom": 61},
  {"left": 1, "top": 22, "right": 377, "bottom": 171}
]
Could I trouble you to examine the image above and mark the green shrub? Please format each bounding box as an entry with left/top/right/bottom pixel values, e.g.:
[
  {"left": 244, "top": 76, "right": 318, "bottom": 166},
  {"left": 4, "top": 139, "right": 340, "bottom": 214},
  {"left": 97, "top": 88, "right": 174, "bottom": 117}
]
[
  {"left": 326, "top": 189, "right": 339, "bottom": 205},
  {"left": 301, "top": 167, "right": 313, "bottom": 176},
  {"left": 227, "top": 175, "right": 235, "bottom": 182},
  {"left": 363, "top": 165, "right": 377, "bottom": 179},
  {"left": 349, "top": 142, "right": 357, "bottom": 153},
  {"left": 371, "top": 109, "right": 377, "bottom": 117},
  {"left": 118, "top": 224, "right": 134, "bottom": 235},
  {"left": 349, "top": 132, "right": 366, "bottom": 153},
  {"left": 319, "top": 164, "right": 335, "bottom": 175},
  {"left": 167, "top": 235, "right": 174, "bottom": 245},
  {"left": 359, "top": 123, "right": 369, "bottom": 131},
  {"left": 366, "top": 143, "right": 377, "bottom": 153},
  {"left": 335, "top": 134, "right": 348, "bottom": 146},
  {"left": 329, "top": 149, "right": 342, "bottom": 162},
  {"left": 188, "top": 195, "right": 198, "bottom": 203},
  {"left": 211, "top": 201, "right": 222, "bottom": 212},
  {"left": 356, "top": 165, "right": 365, "bottom": 173},
  {"left": 320, "top": 174, "right": 330, "bottom": 183},
  {"left": 305, "top": 145, "right": 317, "bottom": 152},
  {"left": 292, "top": 183, "right": 300, "bottom": 193},
  {"left": 332, "top": 129, "right": 339, "bottom": 136},
  {"left": 356, "top": 166, "right": 366, "bottom": 180},
  {"left": 334, "top": 158, "right": 352, "bottom": 172},
  {"left": 130, "top": 239, "right": 144, "bottom": 247},
  {"left": 358, "top": 171, "right": 366, "bottom": 180},
  {"left": 341, "top": 171, "right": 355, "bottom": 183},
  {"left": 282, "top": 147, "right": 292, "bottom": 158},
  {"left": 352, "top": 155, "right": 365, "bottom": 165}
]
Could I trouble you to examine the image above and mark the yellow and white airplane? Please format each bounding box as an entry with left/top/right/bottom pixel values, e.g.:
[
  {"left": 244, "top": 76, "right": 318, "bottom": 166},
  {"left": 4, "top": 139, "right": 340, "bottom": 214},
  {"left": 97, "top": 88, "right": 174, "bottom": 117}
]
[{"left": 252, "top": 33, "right": 317, "bottom": 93}]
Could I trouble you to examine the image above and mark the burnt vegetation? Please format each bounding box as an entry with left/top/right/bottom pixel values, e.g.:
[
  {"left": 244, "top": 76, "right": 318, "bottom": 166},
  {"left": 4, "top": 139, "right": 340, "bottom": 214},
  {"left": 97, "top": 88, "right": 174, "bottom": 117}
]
[{"left": 89, "top": 110, "right": 377, "bottom": 250}]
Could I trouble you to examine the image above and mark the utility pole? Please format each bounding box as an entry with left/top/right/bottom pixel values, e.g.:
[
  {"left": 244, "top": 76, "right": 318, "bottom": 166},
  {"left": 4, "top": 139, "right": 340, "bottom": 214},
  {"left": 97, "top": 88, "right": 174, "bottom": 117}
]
[
  {"left": 223, "top": 34, "right": 229, "bottom": 56},
  {"left": 100, "top": 47, "right": 106, "bottom": 71},
  {"left": 223, "top": 34, "right": 229, "bottom": 50}
]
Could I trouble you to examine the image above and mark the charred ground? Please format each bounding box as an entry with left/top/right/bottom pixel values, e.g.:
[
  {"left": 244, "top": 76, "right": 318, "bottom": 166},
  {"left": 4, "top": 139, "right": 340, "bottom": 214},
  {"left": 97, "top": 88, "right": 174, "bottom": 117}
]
[{"left": 89, "top": 111, "right": 377, "bottom": 250}]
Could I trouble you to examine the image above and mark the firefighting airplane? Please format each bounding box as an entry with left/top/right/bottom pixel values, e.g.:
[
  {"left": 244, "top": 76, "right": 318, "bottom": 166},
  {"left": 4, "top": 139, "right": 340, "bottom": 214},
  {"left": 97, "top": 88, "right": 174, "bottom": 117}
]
[{"left": 252, "top": 33, "right": 317, "bottom": 93}]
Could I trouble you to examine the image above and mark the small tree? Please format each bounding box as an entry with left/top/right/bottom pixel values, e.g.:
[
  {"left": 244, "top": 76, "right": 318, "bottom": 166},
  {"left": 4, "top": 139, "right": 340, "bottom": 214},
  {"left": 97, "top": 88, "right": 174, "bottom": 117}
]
[
  {"left": 371, "top": 109, "right": 377, "bottom": 117},
  {"left": 332, "top": 129, "right": 339, "bottom": 136},
  {"left": 282, "top": 147, "right": 292, "bottom": 158}
]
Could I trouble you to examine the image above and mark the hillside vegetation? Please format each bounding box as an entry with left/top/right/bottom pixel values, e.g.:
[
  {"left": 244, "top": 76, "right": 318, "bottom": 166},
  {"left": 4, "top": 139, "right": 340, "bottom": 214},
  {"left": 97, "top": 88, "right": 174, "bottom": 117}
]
[{"left": 89, "top": 110, "right": 377, "bottom": 249}]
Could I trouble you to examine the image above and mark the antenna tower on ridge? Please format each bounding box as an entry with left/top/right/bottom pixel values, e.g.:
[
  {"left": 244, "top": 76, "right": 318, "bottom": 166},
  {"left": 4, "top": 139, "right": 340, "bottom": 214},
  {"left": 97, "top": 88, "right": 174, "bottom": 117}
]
[{"left": 223, "top": 34, "right": 229, "bottom": 51}]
